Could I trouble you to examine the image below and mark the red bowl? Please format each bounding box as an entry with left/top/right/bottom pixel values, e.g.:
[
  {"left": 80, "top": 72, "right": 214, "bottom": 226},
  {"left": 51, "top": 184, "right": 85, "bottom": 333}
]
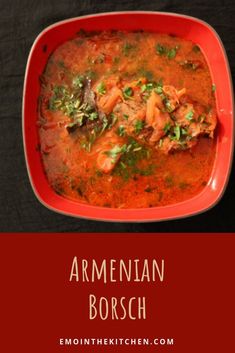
[{"left": 23, "top": 11, "right": 234, "bottom": 222}]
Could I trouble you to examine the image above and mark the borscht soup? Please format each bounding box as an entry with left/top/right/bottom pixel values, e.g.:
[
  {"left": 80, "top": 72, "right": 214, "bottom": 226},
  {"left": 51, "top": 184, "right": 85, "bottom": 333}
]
[{"left": 38, "top": 30, "right": 217, "bottom": 208}]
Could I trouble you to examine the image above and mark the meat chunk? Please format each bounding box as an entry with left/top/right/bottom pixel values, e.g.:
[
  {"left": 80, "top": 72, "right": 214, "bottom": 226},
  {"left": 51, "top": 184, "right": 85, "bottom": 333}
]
[
  {"left": 162, "top": 85, "right": 186, "bottom": 112},
  {"left": 174, "top": 103, "right": 195, "bottom": 126},
  {"left": 93, "top": 130, "right": 124, "bottom": 173},
  {"left": 97, "top": 86, "right": 122, "bottom": 114}
]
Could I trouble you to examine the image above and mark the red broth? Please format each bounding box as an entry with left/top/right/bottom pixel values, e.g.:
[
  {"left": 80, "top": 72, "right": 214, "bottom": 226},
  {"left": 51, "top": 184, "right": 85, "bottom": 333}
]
[{"left": 38, "top": 31, "right": 217, "bottom": 208}]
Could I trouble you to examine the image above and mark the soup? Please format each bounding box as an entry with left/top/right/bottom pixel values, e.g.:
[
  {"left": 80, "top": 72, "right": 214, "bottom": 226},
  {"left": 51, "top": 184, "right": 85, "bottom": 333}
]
[{"left": 38, "top": 30, "right": 217, "bottom": 208}]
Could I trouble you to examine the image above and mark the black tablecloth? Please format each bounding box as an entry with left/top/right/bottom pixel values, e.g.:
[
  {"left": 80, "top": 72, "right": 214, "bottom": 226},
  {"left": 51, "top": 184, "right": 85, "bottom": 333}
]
[{"left": 0, "top": 0, "right": 234, "bottom": 232}]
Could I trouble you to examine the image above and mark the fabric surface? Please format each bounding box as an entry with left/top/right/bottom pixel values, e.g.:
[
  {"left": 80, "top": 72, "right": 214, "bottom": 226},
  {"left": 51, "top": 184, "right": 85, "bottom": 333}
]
[{"left": 0, "top": 0, "right": 234, "bottom": 232}]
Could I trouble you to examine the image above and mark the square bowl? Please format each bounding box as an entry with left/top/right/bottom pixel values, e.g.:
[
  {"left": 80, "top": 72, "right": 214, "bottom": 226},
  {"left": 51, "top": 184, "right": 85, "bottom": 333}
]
[{"left": 23, "top": 11, "right": 234, "bottom": 222}]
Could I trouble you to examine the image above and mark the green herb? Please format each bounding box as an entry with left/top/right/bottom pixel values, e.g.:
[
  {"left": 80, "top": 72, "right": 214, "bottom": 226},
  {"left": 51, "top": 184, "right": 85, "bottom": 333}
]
[
  {"left": 72, "top": 75, "right": 84, "bottom": 88},
  {"left": 141, "top": 82, "right": 154, "bottom": 92},
  {"left": 105, "top": 144, "right": 127, "bottom": 161},
  {"left": 212, "top": 84, "right": 216, "bottom": 93},
  {"left": 164, "top": 98, "right": 173, "bottom": 113},
  {"left": 49, "top": 85, "right": 82, "bottom": 117},
  {"left": 185, "top": 110, "right": 194, "bottom": 121},
  {"left": 81, "top": 140, "right": 90, "bottom": 152},
  {"left": 168, "top": 125, "right": 181, "bottom": 141},
  {"left": 141, "top": 84, "right": 147, "bottom": 92},
  {"left": 109, "top": 113, "right": 118, "bottom": 128},
  {"left": 173, "top": 125, "right": 181, "bottom": 140},
  {"left": 123, "top": 87, "right": 133, "bottom": 99},
  {"left": 167, "top": 48, "right": 177, "bottom": 59},
  {"left": 120, "top": 161, "right": 127, "bottom": 169},
  {"left": 111, "top": 137, "right": 152, "bottom": 180},
  {"left": 117, "top": 125, "right": 126, "bottom": 137},
  {"left": 88, "top": 112, "right": 98, "bottom": 121},
  {"left": 134, "top": 120, "right": 145, "bottom": 134},
  {"left": 155, "top": 84, "right": 163, "bottom": 94},
  {"left": 156, "top": 44, "right": 178, "bottom": 59},
  {"left": 123, "top": 114, "right": 129, "bottom": 120},
  {"left": 97, "top": 82, "right": 106, "bottom": 95},
  {"left": 163, "top": 122, "right": 171, "bottom": 134},
  {"left": 156, "top": 43, "right": 167, "bottom": 56},
  {"left": 99, "top": 116, "right": 109, "bottom": 135},
  {"left": 181, "top": 127, "right": 188, "bottom": 135}
]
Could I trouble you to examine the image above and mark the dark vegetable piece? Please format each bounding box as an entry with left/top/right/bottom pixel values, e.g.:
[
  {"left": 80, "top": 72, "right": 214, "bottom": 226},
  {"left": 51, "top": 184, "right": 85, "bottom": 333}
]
[
  {"left": 97, "top": 81, "right": 106, "bottom": 95},
  {"left": 156, "top": 43, "right": 178, "bottom": 59},
  {"left": 134, "top": 120, "right": 145, "bottom": 134},
  {"left": 123, "top": 87, "right": 133, "bottom": 99}
]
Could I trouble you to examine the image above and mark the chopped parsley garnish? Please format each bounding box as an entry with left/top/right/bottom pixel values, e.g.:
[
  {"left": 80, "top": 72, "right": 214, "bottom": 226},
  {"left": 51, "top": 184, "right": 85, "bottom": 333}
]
[
  {"left": 164, "top": 98, "right": 174, "bottom": 113},
  {"left": 88, "top": 112, "right": 98, "bottom": 121},
  {"left": 134, "top": 120, "right": 145, "bottom": 134},
  {"left": 99, "top": 116, "right": 109, "bottom": 135},
  {"left": 72, "top": 75, "right": 84, "bottom": 88},
  {"left": 168, "top": 125, "right": 181, "bottom": 141},
  {"left": 173, "top": 125, "right": 181, "bottom": 140},
  {"left": 112, "top": 138, "right": 152, "bottom": 180},
  {"left": 123, "top": 87, "right": 133, "bottom": 99},
  {"left": 141, "top": 82, "right": 154, "bottom": 92},
  {"left": 181, "top": 127, "right": 188, "bottom": 135},
  {"left": 185, "top": 110, "right": 194, "bottom": 121},
  {"left": 105, "top": 145, "right": 127, "bottom": 160},
  {"left": 109, "top": 113, "right": 118, "bottom": 128},
  {"left": 156, "top": 43, "right": 178, "bottom": 59},
  {"left": 163, "top": 122, "right": 171, "bottom": 134},
  {"left": 167, "top": 48, "right": 177, "bottom": 59},
  {"left": 141, "top": 84, "right": 147, "bottom": 92},
  {"left": 97, "top": 81, "right": 106, "bottom": 95},
  {"left": 156, "top": 43, "right": 167, "bottom": 56},
  {"left": 155, "top": 84, "right": 163, "bottom": 94},
  {"left": 117, "top": 125, "right": 126, "bottom": 137},
  {"left": 123, "top": 114, "right": 129, "bottom": 120}
]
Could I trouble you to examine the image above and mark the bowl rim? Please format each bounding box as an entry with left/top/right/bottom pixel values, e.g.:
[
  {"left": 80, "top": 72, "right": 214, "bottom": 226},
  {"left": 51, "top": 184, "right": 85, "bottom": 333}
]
[{"left": 22, "top": 11, "right": 234, "bottom": 223}]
